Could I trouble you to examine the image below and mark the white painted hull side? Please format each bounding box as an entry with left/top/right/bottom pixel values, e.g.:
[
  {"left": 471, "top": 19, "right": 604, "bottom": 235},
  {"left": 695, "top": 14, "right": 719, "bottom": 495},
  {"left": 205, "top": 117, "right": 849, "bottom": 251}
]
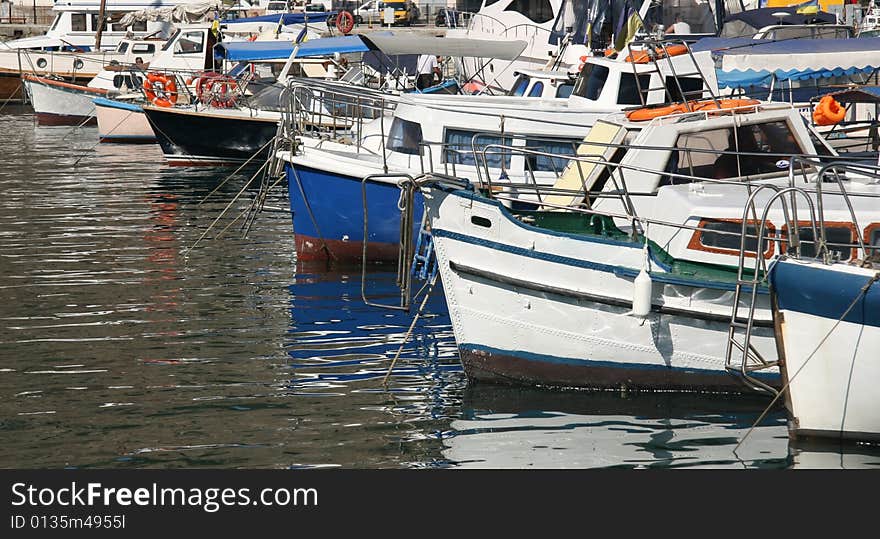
[
  {"left": 424, "top": 187, "right": 779, "bottom": 392},
  {"left": 778, "top": 310, "right": 880, "bottom": 441},
  {"left": 23, "top": 77, "right": 104, "bottom": 125}
]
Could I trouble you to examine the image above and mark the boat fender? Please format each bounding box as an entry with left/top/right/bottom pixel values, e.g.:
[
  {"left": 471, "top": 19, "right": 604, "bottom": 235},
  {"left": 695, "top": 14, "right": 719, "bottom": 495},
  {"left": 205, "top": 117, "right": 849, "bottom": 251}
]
[
  {"left": 631, "top": 229, "right": 652, "bottom": 319},
  {"left": 632, "top": 268, "right": 652, "bottom": 318}
]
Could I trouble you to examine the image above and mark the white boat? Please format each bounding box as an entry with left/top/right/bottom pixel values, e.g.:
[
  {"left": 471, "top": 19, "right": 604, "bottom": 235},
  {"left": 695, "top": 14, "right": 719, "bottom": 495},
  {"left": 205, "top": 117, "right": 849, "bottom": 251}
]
[
  {"left": 0, "top": 0, "right": 199, "bottom": 101},
  {"left": 21, "top": 36, "right": 162, "bottom": 125},
  {"left": 274, "top": 42, "right": 717, "bottom": 262},
  {"left": 769, "top": 254, "right": 880, "bottom": 442},
  {"left": 407, "top": 102, "right": 880, "bottom": 392}
]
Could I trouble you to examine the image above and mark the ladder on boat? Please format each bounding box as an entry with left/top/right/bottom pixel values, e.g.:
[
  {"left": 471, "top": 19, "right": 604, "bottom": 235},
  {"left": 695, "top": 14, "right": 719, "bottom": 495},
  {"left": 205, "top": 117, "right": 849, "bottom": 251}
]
[
  {"left": 724, "top": 181, "right": 829, "bottom": 395},
  {"left": 622, "top": 37, "right": 722, "bottom": 110}
]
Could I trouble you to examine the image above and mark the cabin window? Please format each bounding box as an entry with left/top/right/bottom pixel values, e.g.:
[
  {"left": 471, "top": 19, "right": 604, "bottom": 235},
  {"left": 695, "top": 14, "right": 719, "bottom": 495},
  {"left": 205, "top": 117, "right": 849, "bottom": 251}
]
[
  {"left": 117, "top": 42, "right": 128, "bottom": 53},
  {"left": 174, "top": 31, "right": 204, "bottom": 54},
  {"left": 132, "top": 44, "right": 155, "bottom": 54},
  {"left": 108, "top": 13, "right": 128, "bottom": 32},
  {"left": 49, "top": 15, "right": 61, "bottom": 31},
  {"left": 524, "top": 138, "right": 578, "bottom": 173},
  {"left": 664, "top": 76, "right": 704, "bottom": 102},
  {"left": 528, "top": 82, "right": 544, "bottom": 97},
  {"left": 617, "top": 72, "right": 650, "bottom": 105},
  {"left": 508, "top": 75, "right": 529, "bottom": 96},
  {"left": 71, "top": 13, "right": 86, "bottom": 32},
  {"left": 782, "top": 223, "right": 855, "bottom": 261},
  {"left": 687, "top": 219, "right": 775, "bottom": 259},
  {"left": 665, "top": 121, "right": 804, "bottom": 182},
  {"left": 444, "top": 129, "right": 512, "bottom": 168},
  {"left": 387, "top": 118, "right": 423, "bottom": 155},
  {"left": 162, "top": 29, "right": 180, "bottom": 51},
  {"left": 504, "top": 0, "right": 554, "bottom": 23},
  {"left": 131, "top": 20, "right": 147, "bottom": 32},
  {"left": 556, "top": 82, "right": 574, "bottom": 99},
  {"left": 571, "top": 63, "right": 608, "bottom": 100}
]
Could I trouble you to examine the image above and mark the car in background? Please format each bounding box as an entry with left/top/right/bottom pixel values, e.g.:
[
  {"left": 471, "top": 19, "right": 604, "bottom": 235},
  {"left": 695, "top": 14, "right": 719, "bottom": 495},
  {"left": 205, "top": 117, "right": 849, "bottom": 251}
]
[{"left": 385, "top": 1, "right": 418, "bottom": 26}]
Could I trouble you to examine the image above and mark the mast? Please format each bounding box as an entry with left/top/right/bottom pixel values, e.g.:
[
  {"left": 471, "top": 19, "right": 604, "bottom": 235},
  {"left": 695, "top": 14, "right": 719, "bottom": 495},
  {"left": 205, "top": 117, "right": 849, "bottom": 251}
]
[{"left": 95, "top": 0, "right": 107, "bottom": 50}]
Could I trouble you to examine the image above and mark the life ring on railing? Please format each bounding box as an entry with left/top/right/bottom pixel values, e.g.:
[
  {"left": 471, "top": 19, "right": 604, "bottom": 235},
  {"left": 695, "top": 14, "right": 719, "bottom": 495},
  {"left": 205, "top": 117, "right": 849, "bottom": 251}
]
[
  {"left": 336, "top": 10, "right": 355, "bottom": 34},
  {"left": 813, "top": 95, "right": 846, "bottom": 126},
  {"left": 142, "top": 72, "right": 178, "bottom": 107},
  {"left": 625, "top": 98, "right": 759, "bottom": 121},
  {"left": 624, "top": 44, "right": 689, "bottom": 64},
  {"left": 196, "top": 73, "right": 239, "bottom": 108}
]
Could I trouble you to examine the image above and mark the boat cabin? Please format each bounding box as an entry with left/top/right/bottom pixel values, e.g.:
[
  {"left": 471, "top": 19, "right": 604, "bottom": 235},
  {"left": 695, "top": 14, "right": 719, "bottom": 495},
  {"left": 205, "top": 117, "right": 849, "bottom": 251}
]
[{"left": 1, "top": 0, "right": 189, "bottom": 51}]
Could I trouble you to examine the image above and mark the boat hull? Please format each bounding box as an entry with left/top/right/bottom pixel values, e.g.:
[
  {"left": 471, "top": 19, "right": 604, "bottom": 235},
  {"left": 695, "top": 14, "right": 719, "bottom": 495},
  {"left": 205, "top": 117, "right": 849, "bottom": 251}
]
[
  {"left": 143, "top": 106, "right": 278, "bottom": 166},
  {"left": 22, "top": 74, "right": 106, "bottom": 126},
  {"left": 94, "top": 97, "right": 155, "bottom": 143},
  {"left": 424, "top": 186, "right": 780, "bottom": 392},
  {"left": 286, "top": 163, "right": 423, "bottom": 264},
  {"left": 771, "top": 259, "right": 880, "bottom": 442}
]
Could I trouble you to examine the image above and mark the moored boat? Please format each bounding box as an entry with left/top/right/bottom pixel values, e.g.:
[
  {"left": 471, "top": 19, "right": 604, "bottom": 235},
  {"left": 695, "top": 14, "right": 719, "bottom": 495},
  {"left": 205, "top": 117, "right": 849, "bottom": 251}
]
[
  {"left": 22, "top": 73, "right": 107, "bottom": 125},
  {"left": 770, "top": 255, "right": 880, "bottom": 442},
  {"left": 404, "top": 102, "right": 880, "bottom": 392},
  {"left": 94, "top": 96, "right": 155, "bottom": 142}
]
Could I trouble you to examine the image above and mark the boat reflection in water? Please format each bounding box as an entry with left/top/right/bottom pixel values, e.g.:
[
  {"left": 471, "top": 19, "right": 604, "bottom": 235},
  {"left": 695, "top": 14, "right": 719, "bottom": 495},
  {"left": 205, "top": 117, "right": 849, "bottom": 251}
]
[
  {"left": 441, "top": 386, "right": 878, "bottom": 469},
  {"left": 443, "top": 386, "right": 791, "bottom": 468}
]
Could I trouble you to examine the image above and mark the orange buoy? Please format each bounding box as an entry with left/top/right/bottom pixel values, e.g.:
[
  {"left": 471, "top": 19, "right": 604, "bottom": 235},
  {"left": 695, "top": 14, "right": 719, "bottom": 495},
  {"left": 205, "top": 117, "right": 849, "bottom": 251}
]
[{"left": 813, "top": 95, "right": 846, "bottom": 126}]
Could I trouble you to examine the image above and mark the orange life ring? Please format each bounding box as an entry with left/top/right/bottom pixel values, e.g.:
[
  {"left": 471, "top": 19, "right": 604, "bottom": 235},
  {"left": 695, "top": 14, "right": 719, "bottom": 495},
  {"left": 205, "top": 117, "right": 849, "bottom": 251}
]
[
  {"left": 198, "top": 74, "right": 239, "bottom": 108},
  {"left": 336, "top": 10, "right": 355, "bottom": 34},
  {"left": 142, "top": 72, "right": 178, "bottom": 107},
  {"left": 813, "top": 95, "right": 845, "bottom": 126},
  {"left": 625, "top": 98, "right": 760, "bottom": 121},
  {"left": 625, "top": 44, "right": 689, "bottom": 64}
]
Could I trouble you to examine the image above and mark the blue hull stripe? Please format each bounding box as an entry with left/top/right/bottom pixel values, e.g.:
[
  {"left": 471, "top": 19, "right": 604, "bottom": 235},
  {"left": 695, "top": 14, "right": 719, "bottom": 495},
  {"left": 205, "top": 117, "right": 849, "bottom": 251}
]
[
  {"left": 461, "top": 343, "right": 780, "bottom": 380},
  {"left": 770, "top": 260, "right": 880, "bottom": 328},
  {"left": 434, "top": 228, "right": 762, "bottom": 293},
  {"left": 93, "top": 97, "right": 144, "bottom": 113}
]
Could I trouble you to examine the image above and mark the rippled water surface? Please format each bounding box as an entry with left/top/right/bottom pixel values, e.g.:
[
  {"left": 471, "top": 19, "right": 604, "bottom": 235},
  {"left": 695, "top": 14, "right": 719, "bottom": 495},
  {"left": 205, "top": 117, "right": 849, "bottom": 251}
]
[{"left": 2, "top": 106, "right": 879, "bottom": 469}]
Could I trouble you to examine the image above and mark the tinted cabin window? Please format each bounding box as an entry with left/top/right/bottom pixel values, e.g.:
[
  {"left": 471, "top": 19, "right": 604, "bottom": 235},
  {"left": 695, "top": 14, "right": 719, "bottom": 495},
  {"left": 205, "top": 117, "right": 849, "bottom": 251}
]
[
  {"left": 504, "top": 0, "right": 554, "bottom": 23},
  {"left": 174, "top": 32, "right": 204, "bottom": 54},
  {"left": 132, "top": 44, "right": 155, "bottom": 54},
  {"left": 664, "top": 76, "right": 704, "bottom": 102},
  {"left": 117, "top": 42, "right": 128, "bottom": 53},
  {"left": 524, "top": 138, "right": 577, "bottom": 173},
  {"left": 556, "top": 83, "right": 574, "bottom": 98},
  {"left": 786, "top": 225, "right": 854, "bottom": 261},
  {"left": 700, "top": 221, "right": 762, "bottom": 253},
  {"left": 131, "top": 20, "right": 147, "bottom": 32},
  {"left": 508, "top": 75, "right": 529, "bottom": 96},
  {"left": 387, "top": 118, "right": 423, "bottom": 155},
  {"left": 572, "top": 63, "right": 608, "bottom": 100},
  {"left": 665, "top": 121, "right": 804, "bottom": 182},
  {"left": 444, "top": 129, "right": 512, "bottom": 168},
  {"left": 71, "top": 14, "right": 86, "bottom": 32},
  {"left": 617, "top": 72, "right": 651, "bottom": 105},
  {"left": 528, "top": 81, "right": 544, "bottom": 97}
]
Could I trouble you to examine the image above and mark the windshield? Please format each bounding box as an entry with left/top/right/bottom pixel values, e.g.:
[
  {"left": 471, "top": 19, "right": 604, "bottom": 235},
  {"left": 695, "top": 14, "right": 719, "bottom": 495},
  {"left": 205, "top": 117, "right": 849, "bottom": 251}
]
[{"left": 571, "top": 63, "right": 608, "bottom": 101}]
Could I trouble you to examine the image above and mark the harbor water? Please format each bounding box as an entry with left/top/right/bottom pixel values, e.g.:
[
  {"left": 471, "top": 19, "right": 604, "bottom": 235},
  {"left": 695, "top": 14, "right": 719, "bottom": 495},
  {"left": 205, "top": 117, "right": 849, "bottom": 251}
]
[{"left": 2, "top": 106, "right": 879, "bottom": 469}]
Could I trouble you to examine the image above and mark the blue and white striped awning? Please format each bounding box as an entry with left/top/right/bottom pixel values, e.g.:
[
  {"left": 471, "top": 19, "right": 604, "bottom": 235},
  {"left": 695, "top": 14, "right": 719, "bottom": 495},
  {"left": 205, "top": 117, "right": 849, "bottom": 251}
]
[{"left": 693, "top": 37, "right": 880, "bottom": 88}]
